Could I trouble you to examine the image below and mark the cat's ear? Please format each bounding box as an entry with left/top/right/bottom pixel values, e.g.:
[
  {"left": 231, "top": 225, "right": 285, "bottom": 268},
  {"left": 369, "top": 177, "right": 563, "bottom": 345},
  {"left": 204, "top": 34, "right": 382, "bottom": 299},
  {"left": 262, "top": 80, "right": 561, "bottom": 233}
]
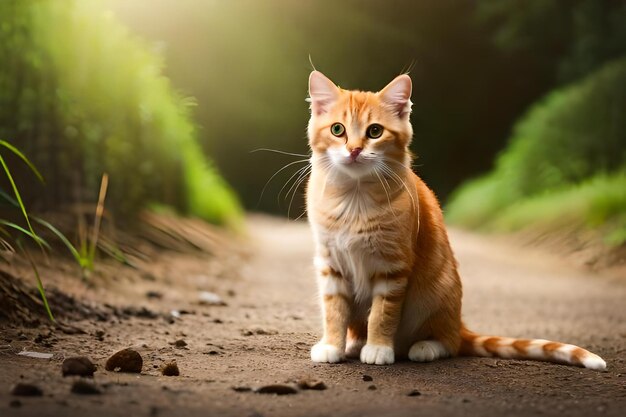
[
  {"left": 379, "top": 74, "right": 412, "bottom": 118},
  {"left": 308, "top": 71, "right": 339, "bottom": 116}
]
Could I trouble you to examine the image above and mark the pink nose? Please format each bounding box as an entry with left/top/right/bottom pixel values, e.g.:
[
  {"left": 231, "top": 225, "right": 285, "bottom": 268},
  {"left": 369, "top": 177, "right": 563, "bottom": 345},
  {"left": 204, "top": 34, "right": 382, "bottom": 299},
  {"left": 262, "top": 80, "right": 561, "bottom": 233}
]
[{"left": 349, "top": 147, "right": 363, "bottom": 161}]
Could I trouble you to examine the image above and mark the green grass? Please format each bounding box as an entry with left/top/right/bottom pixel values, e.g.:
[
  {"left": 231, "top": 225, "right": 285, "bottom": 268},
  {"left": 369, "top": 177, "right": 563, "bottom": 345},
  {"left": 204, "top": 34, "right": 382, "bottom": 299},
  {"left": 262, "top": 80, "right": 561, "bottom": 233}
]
[
  {"left": 0, "top": 0, "right": 242, "bottom": 227},
  {"left": 477, "top": 173, "right": 626, "bottom": 244},
  {"left": 0, "top": 140, "right": 54, "bottom": 321},
  {"left": 446, "top": 58, "right": 626, "bottom": 246}
]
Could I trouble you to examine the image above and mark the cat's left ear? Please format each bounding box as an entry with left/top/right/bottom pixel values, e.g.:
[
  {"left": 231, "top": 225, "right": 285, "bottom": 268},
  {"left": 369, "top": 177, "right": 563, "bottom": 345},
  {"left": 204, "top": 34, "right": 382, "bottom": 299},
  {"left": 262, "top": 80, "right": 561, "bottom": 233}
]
[
  {"left": 308, "top": 71, "right": 339, "bottom": 116},
  {"left": 379, "top": 74, "right": 412, "bottom": 119}
]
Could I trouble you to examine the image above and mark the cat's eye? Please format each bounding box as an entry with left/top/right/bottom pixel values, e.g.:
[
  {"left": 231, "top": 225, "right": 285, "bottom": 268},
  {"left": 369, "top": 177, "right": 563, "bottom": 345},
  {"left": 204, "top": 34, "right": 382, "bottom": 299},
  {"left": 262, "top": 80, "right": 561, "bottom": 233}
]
[
  {"left": 330, "top": 123, "right": 345, "bottom": 137},
  {"left": 366, "top": 124, "right": 384, "bottom": 139}
]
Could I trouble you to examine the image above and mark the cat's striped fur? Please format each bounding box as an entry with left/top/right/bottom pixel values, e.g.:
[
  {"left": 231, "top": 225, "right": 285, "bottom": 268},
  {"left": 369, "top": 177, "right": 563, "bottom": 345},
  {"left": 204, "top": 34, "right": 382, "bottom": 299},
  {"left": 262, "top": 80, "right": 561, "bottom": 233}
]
[{"left": 305, "top": 70, "right": 606, "bottom": 370}]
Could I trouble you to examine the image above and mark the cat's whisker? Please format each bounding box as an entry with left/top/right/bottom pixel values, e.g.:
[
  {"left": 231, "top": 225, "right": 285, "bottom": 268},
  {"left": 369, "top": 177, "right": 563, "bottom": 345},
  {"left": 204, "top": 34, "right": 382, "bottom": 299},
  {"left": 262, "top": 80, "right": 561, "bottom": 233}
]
[
  {"left": 279, "top": 164, "right": 310, "bottom": 203},
  {"left": 375, "top": 165, "right": 400, "bottom": 222},
  {"left": 250, "top": 148, "right": 311, "bottom": 158},
  {"left": 380, "top": 163, "right": 418, "bottom": 216},
  {"left": 285, "top": 164, "right": 311, "bottom": 202},
  {"left": 257, "top": 159, "right": 310, "bottom": 206},
  {"left": 373, "top": 166, "right": 396, "bottom": 220},
  {"left": 287, "top": 166, "right": 312, "bottom": 219}
]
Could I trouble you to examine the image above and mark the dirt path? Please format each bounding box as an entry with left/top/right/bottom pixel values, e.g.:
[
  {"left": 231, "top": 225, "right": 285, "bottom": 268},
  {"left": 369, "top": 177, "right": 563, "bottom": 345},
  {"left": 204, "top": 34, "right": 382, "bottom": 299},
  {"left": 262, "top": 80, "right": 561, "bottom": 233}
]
[{"left": 1, "top": 216, "right": 625, "bottom": 417}]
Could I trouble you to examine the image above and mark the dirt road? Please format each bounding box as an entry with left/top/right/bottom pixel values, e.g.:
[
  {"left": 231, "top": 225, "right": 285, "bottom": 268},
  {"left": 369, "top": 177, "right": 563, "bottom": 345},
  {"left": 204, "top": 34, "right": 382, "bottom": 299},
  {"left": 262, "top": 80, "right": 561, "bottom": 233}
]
[{"left": 1, "top": 216, "right": 625, "bottom": 417}]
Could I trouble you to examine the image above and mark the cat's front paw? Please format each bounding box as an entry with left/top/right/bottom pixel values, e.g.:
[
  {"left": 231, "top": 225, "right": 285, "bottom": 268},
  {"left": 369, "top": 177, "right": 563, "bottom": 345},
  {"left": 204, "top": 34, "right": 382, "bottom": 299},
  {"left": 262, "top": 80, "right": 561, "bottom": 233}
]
[
  {"left": 311, "top": 343, "right": 344, "bottom": 363},
  {"left": 360, "top": 344, "right": 395, "bottom": 365}
]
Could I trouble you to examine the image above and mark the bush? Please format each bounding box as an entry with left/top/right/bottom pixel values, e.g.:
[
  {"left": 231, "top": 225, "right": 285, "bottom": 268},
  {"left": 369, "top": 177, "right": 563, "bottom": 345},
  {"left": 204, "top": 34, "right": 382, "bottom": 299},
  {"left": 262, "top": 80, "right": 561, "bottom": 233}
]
[
  {"left": 446, "top": 58, "right": 626, "bottom": 244},
  {"left": 0, "top": 0, "right": 241, "bottom": 227}
]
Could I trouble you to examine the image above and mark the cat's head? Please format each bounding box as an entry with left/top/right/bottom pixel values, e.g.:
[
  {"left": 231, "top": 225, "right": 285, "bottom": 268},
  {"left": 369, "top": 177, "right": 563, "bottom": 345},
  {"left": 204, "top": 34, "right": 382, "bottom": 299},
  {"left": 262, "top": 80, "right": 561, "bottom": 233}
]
[{"left": 307, "top": 71, "right": 413, "bottom": 180}]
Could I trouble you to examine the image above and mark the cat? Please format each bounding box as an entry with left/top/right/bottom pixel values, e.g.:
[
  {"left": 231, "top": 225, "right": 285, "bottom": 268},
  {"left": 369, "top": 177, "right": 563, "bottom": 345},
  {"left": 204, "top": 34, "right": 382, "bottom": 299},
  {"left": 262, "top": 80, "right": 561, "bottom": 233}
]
[{"left": 304, "top": 70, "right": 606, "bottom": 370}]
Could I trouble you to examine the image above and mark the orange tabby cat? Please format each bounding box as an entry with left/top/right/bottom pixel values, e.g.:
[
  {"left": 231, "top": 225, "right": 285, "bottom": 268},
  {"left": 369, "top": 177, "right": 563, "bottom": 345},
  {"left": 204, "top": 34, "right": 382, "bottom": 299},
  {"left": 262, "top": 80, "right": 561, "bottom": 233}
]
[{"left": 305, "top": 70, "right": 606, "bottom": 370}]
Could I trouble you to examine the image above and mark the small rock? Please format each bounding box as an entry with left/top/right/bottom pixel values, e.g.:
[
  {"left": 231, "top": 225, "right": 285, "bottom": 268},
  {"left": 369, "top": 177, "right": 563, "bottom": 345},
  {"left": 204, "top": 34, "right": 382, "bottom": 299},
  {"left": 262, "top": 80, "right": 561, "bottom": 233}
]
[
  {"left": 241, "top": 328, "right": 277, "bottom": 336},
  {"left": 71, "top": 380, "right": 101, "bottom": 395},
  {"left": 367, "top": 385, "right": 377, "bottom": 390},
  {"left": 362, "top": 374, "right": 373, "bottom": 382},
  {"left": 255, "top": 384, "right": 298, "bottom": 395},
  {"left": 146, "top": 291, "right": 163, "bottom": 299},
  {"left": 199, "top": 291, "right": 227, "bottom": 306},
  {"left": 161, "top": 361, "right": 180, "bottom": 376},
  {"left": 297, "top": 379, "right": 327, "bottom": 390},
  {"left": 105, "top": 348, "right": 143, "bottom": 373},
  {"left": 9, "top": 399, "right": 22, "bottom": 407},
  {"left": 232, "top": 386, "right": 252, "bottom": 392},
  {"left": 172, "top": 339, "right": 187, "bottom": 348},
  {"left": 11, "top": 383, "right": 43, "bottom": 396},
  {"left": 408, "top": 389, "right": 421, "bottom": 397},
  {"left": 62, "top": 356, "right": 96, "bottom": 377},
  {"left": 94, "top": 330, "right": 105, "bottom": 341}
]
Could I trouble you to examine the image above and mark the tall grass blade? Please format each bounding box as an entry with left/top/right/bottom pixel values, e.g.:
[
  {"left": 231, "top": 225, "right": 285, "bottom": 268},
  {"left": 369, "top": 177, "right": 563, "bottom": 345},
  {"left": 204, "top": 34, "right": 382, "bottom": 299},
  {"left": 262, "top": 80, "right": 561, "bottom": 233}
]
[
  {"left": 0, "top": 140, "right": 45, "bottom": 183},
  {"left": 0, "top": 220, "right": 50, "bottom": 249},
  {"left": 17, "top": 241, "right": 55, "bottom": 323},
  {"left": 0, "top": 188, "right": 19, "bottom": 207},
  {"left": 0, "top": 154, "right": 41, "bottom": 247},
  {"left": 88, "top": 173, "right": 108, "bottom": 265},
  {"left": 33, "top": 217, "right": 85, "bottom": 267}
]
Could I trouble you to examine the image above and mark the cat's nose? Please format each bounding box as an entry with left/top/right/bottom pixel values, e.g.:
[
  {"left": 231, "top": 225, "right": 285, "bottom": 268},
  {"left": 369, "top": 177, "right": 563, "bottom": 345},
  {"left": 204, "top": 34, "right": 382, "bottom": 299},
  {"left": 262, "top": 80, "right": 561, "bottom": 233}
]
[{"left": 349, "top": 147, "right": 363, "bottom": 161}]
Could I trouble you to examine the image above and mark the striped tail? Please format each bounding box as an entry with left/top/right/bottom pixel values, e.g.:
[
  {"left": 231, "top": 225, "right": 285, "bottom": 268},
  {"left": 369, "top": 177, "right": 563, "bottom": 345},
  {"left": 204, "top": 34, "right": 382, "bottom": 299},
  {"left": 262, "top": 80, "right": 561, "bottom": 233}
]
[{"left": 459, "top": 328, "right": 606, "bottom": 371}]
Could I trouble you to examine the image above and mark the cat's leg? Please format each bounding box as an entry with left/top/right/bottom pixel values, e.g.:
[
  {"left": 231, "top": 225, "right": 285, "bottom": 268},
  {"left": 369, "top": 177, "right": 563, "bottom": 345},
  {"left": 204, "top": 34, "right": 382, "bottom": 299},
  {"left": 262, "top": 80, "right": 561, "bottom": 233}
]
[
  {"left": 408, "top": 304, "right": 461, "bottom": 362},
  {"left": 360, "top": 274, "right": 408, "bottom": 365},
  {"left": 311, "top": 259, "right": 351, "bottom": 363},
  {"left": 345, "top": 311, "right": 368, "bottom": 358}
]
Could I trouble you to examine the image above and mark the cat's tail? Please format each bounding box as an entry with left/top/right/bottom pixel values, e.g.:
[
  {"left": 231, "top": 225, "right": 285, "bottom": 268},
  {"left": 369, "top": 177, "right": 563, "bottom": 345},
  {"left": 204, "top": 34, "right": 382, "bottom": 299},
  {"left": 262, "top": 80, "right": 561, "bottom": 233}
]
[{"left": 459, "top": 327, "right": 606, "bottom": 371}]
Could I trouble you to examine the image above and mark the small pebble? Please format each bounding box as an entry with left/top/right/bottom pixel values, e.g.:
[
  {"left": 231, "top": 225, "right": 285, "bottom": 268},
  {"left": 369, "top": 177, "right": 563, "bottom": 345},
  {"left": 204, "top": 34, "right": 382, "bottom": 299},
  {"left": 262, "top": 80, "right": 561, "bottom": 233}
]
[
  {"left": 199, "top": 291, "right": 227, "bottom": 306},
  {"left": 408, "top": 389, "right": 421, "bottom": 397},
  {"left": 232, "top": 386, "right": 252, "bottom": 392},
  {"left": 173, "top": 339, "right": 187, "bottom": 348},
  {"left": 161, "top": 361, "right": 180, "bottom": 376},
  {"left": 9, "top": 399, "right": 22, "bottom": 407},
  {"left": 367, "top": 385, "right": 377, "bottom": 390},
  {"left": 105, "top": 348, "right": 143, "bottom": 373},
  {"left": 11, "top": 383, "right": 43, "bottom": 396},
  {"left": 62, "top": 356, "right": 96, "bottom": 377},
  {"left": 71, "top": 380, "right": 101, "bottom": 395},
  {"left": 146, "top": 291, "right": 163, "bottom": 299},
  {"left": 297, "top": 379, "right": 327, "bottom": 390},
  {"left": 255, "top": 384, "right": 298, "bottom": 395},
  {"left": 362, "top": 375, "right": 373, "bottom": 382}
]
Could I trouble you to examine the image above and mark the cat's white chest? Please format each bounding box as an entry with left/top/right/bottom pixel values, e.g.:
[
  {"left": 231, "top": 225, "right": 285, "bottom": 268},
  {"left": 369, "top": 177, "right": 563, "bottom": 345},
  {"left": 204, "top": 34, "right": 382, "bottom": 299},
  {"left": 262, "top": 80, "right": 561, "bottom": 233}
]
[{"left": 321, "top": 227, "right": 393, "bottom": 302}]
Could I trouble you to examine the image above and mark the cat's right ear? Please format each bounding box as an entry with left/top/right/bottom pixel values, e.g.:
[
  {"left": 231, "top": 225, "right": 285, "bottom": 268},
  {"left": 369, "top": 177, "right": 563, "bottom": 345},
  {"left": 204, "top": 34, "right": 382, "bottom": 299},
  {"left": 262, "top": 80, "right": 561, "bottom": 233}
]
[{"left": 308, "top": 71, "right": 339, "bottom": 116}]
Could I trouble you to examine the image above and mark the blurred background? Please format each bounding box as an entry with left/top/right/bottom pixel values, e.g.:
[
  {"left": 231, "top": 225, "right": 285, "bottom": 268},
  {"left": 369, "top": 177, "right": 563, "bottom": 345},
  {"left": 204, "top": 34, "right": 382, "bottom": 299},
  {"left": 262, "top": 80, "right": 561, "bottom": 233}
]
[{"left": 1, "top": 0, "right": 625, "bottom": 248}]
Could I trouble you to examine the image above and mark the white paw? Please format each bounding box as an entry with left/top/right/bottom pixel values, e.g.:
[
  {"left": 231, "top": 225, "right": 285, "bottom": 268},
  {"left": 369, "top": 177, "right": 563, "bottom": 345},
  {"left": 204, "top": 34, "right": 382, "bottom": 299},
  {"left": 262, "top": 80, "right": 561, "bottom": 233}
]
[
  {"left": 311, "top": 343, "right": 344, "bottom": 363},
  {"left": 408, "top": 340, "right": 449, "bottom": 362},
  {"left": 360, "top": 344, "right": 395, "bottom": 365},
  {"left": 345, "top": 339, "right": 365, "bottom": 358}
]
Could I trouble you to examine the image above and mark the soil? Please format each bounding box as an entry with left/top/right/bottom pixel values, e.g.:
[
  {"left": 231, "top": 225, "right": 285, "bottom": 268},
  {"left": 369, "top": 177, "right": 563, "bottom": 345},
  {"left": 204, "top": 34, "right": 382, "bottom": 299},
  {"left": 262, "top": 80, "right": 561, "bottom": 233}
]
[{"left": 0, "top": 215, "right": 625, "bottom": 417}]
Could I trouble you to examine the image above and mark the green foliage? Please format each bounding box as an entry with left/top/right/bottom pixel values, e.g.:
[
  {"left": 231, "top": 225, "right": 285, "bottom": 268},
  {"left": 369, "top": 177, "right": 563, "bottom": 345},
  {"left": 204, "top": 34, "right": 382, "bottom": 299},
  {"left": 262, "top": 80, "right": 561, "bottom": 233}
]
[
  {"left": 446, "top": 58, "right": 626, "bottom": 245},
  {"left": 0, "top": 0, "right": 241, "bottom": 226},
  {"left": 0, "top": 140, "right": 54, "bottom": 321}
]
